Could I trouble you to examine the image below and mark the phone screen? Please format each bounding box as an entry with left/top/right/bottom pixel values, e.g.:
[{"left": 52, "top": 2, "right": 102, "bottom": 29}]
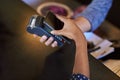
[
  {"left": 43, "top": 11, "right": 64, "bottom": 30},
  {"left": 43, "top": 11, "right": 71, "bottom": 44}
]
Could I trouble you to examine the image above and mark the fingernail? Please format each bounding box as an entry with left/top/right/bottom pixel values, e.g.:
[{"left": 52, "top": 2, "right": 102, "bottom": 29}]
[
  {"left": 52, "top": 45, "right": 55, "bottom": 48},
  {"left": 40, "top": 35, "right": 47, "bottom": 42},
  {"left": 52, "top": 41, "right": 57, "bottom": 47},
  {"left": 51, "top": 31, "right": 54, "bottom": 34}
]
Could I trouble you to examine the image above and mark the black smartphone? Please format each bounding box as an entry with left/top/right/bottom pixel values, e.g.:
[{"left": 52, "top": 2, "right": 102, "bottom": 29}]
[
  {"left": 43, "top": 11, "right": 71, "bottom": 44},
  {"left": 43, "top": 11, "right": 64, "bottom": 30},
  {"left": 27, "top": 12, "right": 71, "bottom": 47}
]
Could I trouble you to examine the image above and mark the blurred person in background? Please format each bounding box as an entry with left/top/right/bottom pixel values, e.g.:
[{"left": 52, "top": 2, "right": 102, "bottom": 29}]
[{"left": 39, "top": 0, "right": 113, "bottom": 47}]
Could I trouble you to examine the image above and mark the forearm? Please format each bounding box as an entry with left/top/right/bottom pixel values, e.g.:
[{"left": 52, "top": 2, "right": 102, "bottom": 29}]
[
  {"left": 51, "top": 15, "right": 90, "bottom": 78},
  {"left": 74, "top": 16, "right": 91, "bottom": 32},
  {"left": 73, "top": 34, "right": 89, "bottom": 78},
  {"left": 74, "top": 0, "right": 113, "bottom": 32}
]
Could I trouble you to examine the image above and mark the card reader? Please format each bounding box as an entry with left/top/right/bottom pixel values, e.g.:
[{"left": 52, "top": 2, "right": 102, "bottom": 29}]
[{"left": 26, "top": 12, "right": 71, "bottom": 47}]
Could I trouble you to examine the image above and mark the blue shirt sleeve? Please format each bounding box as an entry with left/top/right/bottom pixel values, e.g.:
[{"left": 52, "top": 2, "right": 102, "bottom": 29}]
[{"left": 74, "top": 0, "right": 113, "bottom": 31}]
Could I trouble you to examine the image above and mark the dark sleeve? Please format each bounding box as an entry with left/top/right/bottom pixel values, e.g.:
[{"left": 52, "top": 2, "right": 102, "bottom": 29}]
[
  {"left": 70, "top": 74, "right": 90, "bottom": 80},
  {"left": 74, "top": 0, "right": 113, "bottom": 31}
]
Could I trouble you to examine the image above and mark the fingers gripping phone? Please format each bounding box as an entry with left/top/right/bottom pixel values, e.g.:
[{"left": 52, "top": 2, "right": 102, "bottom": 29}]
[{"left": 27, "top": 11, "right": 71, "bottom": 47}]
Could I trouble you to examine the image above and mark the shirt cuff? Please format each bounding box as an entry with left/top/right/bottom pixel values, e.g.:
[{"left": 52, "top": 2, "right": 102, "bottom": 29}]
[{"left": 70, "top": 73, "right": 90, "bottom": 80}]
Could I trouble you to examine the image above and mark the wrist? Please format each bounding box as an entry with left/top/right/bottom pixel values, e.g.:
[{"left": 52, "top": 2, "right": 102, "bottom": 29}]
[
  {"left": 74, "top": 17, "right": 91, "bottom": 32},
  {"left": 74, "top": 33, "right": 86, "bottom": 44}
]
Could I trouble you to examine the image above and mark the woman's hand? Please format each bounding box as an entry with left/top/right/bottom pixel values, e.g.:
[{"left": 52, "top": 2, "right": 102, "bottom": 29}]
[
  {"left": 51, "top": 15, "right": 83, "bottom": 40},
  {"left": 39, "top": 15, "right": 85, "bottom": 47},
  {"left": 52, "top": 15, "right": 89, "bottom": 78},
  {"left": 38, "top": 15, "right": 89, "bottom": 78}
]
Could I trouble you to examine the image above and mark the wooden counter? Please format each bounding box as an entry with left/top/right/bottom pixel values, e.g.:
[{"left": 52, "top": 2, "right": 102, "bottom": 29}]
[{"left": 0, "top": 0, "right": 120, "bottom": 80}]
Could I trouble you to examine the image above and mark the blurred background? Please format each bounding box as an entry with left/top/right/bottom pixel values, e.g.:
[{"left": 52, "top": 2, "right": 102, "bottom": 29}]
[
  {"left": 22, "top": 0, "right": 120, "bottom": 77},
  {"left": 0, "top": 0, "right": 120, "bottom": 80}
]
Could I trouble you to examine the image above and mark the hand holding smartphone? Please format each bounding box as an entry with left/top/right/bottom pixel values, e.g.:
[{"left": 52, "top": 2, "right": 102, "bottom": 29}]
[{"left": 27, "top": 11, "right": 71, "bottom": 47}]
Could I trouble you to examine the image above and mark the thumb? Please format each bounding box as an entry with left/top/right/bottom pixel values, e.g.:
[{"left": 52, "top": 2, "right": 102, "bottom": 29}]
[
  {"left": 51, "top": 30, "right": 63, "bottom": 36},
  {"left": 55, "top": 15, "right": 66, "bottom": 22}
]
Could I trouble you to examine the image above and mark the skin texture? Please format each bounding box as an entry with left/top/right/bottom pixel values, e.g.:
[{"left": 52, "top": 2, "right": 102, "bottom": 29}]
[
  {"left": 40, "top": 0, "right": 113, "bottom": 46},
  {"left": 38, "top": 15, "right": 90, "bottom": 78},
  {"left": 39, "top": 16, "right": 91, "bottom": 47}
]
